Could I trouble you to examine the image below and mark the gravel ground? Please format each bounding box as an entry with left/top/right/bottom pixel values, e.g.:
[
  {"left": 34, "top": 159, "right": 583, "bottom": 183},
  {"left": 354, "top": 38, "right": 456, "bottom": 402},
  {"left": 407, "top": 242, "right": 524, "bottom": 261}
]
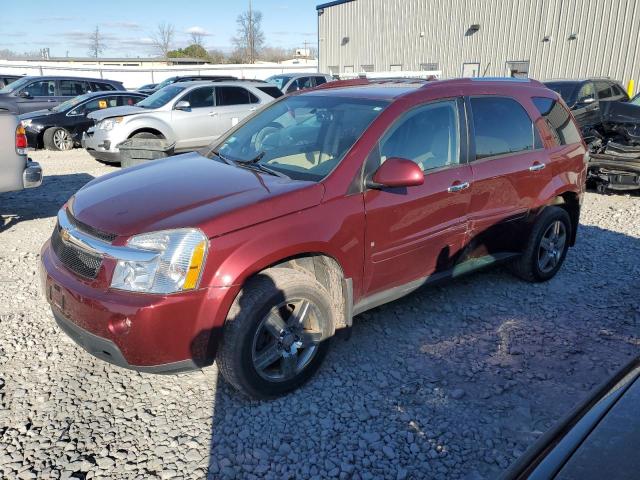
[{"left": 1, "top": 149, "right": 639, "bottom": 480}]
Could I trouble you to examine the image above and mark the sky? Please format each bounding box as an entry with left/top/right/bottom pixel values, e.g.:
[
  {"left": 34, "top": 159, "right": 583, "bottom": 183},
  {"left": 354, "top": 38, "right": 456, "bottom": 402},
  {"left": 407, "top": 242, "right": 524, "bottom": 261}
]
[{"left": 0, "top": 0, "right": 319, "bottom": 58}]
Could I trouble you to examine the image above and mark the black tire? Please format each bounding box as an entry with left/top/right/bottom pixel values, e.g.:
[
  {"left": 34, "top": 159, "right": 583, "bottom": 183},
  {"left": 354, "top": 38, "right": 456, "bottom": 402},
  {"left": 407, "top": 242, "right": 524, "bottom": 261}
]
[
  {"left": 130, "top": 132, "right": 159, "bottom": 139},
  {"left": 511, "top": 206, "right": 572, "bottom": 282},
  {"left": 43, "top": 127, "right": 74, "bottom": 151},
  {"left": 217, "top": 268, "right": 334, "bottom": 399}
]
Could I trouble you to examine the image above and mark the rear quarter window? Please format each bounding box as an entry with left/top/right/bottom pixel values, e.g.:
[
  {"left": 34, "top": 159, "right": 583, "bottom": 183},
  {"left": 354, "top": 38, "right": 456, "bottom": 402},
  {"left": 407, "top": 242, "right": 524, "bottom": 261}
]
[
  {"left": 532, "top": 97, "right": 582, "bottom": 146},
  {"left": 469, "top": 96, "right": 537, "bottom": 159}
]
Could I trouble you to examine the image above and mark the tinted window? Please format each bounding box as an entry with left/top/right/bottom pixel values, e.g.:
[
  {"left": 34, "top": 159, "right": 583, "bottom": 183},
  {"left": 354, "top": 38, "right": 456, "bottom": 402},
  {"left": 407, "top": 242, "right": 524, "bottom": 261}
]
[
  {"left": 379, "top": 101, "right": 459, "bottom": 171},
  {"left": 119, "top": 95, "right": 143, "bottom": 106},
  {"left": 532, "top": 97, "right": 582, "bottom": 146},
  {"left": 314, "top": 76, "right": 327, "bottom": 86},
  {"left": 470, "top": 96, "right": 535, "bottom": 159},
  {"left": 216, "top": 86, "right": 251, "bottom": 106},
  {"left": 70, "top": 95, "right": 119, "bottom": 115},
  {"left": 59, "top": 80, "right": 88, "bottom": 96},
  {"left": 576, "top": 82, "right": 596, "bottom": 104},
  {"left": 545, "top": 82, "right": 579, "bottom": 105},
  {"left": 257, "top": 86, "right": 284, "bottom": 98},
  {"left": 611, "top": 83, "right": 628, "bottom": 99},
  {"left": 287, "top": 77, "right": 314, "bottom": 93},
  {"left": 595, "top": 81, "right": 614, "bottom": 100},
  {"left": 23, "top": 80, "right": 56, "bottom": 97},
  {"left": 91, "top": 82, "right": 116, "bottom": 92},
  {"left": 182, "top": 87, "right": 214, "bottom": 108}
]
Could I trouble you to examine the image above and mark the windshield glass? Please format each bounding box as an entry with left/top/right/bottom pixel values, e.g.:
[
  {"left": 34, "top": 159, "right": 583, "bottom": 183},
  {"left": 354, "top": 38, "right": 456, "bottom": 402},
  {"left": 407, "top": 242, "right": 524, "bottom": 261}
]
[
  {"left": 631, "top": 94, "right": 640, "bottom": 106},
  {"left": 212, "top": 95, "right": 389, "bottom": 181},
  {"left": 266, "top": 75, "right": 292, "bottom": 91},
  {"left": 545, "top": 82, "right": 578, "bottom": 105},
  {"left": 154, "top": 77, "right": 177, "bottom": 90},
  {"left": 52, "top": 93, "right": 93, "bottom": 112},
  {"left": 137, "top": 85, "right": 184, "bottom": 109},
  {"left": 0, "top": 76, "right": 32, "bottom": 94}
]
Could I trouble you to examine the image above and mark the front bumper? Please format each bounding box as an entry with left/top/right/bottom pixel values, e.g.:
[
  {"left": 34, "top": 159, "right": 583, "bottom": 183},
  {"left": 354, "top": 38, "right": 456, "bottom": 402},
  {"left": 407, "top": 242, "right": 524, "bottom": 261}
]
[
  {"left": 23, "top": 160, "right": 42, "bottom": 189},
  {"left": 82, "top": 128, "right": 123, "bottom": 163},
  {"left": 41, "top": 240, "right": 234, "bottom": 373}
]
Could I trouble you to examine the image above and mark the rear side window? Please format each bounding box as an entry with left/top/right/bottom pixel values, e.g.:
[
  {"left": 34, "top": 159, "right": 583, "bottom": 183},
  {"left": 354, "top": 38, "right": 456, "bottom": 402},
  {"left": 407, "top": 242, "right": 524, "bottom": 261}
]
[
  {"left": 595, "top": 81, "right": 614, "bottom": 100},
  {"left": 119, "top": 95, "right": 143, "bottom": 106},
  {"left": 90, "top": 82, "right": 116, "bottom": 92},
  {"left": 216, "top": 86, "right": 252, "bottom": 106},
  {"left": 59, "top": 80, "right": 88, "bottom": 96},
  {"left": 470, "top": 96, "right": 535, "bottom": 159},
  {"left": 532, "top": 97, "right": 582, "bottom": 146},
  {"left": 314, "top": 76, "right": 327, "bottom": 86},
  {"left": 257, "top": 86, "right": 284, "bottom": 98},
  {"left": 182, "top": 87, "right": 214, "bottom": 108}
]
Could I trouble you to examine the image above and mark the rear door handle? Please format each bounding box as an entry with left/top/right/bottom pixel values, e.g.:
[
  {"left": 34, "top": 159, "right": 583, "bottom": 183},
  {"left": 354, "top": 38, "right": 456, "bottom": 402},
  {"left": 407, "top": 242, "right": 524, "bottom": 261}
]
[
  {"left": 529, "top": 162, "right": 546, "bottom": 172},
  {"left": 447, "top": 181, "right": 470, "bottom": 193}
]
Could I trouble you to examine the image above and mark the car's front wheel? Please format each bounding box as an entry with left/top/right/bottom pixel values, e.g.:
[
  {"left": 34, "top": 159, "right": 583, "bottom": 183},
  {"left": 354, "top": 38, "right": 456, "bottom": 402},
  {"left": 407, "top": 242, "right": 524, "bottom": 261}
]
[
  {"left": 217, "top": 268, "right": 334, "bottom": 399},
  {"left": 43, "top": 127, "right": 74, "bottom": 151},
  {"left": 511, "top": 206, "right": 572, "bottom": 282}
]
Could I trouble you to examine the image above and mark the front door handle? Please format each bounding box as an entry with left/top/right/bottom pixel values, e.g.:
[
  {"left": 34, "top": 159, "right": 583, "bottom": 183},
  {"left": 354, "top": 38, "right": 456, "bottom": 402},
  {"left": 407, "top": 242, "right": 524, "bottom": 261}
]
[
  {"left": 208, "top": 112, "right": 218, "bottom": 117},
  {"left": 529, "top": 162, "right": 546, "bottom": 172},
  {"left": 447, "top": 181, "right": 470, "bottom": 193}
]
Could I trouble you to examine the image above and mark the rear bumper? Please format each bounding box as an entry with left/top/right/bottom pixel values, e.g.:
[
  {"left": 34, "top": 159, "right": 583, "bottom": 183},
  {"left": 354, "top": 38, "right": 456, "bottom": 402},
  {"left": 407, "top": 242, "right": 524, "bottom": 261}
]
[
  {"left": 41, "top": 240, "right": 235, "bottom": 372},
  {"left": 23, "top": 160, "right": 42, "bottom": 189}
]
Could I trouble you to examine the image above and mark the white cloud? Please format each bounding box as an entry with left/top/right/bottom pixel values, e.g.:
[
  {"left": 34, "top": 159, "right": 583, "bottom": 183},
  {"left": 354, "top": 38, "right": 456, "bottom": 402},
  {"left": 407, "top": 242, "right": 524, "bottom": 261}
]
[{"left": 185, "top": 26, "right": 213, "bottom": 37}]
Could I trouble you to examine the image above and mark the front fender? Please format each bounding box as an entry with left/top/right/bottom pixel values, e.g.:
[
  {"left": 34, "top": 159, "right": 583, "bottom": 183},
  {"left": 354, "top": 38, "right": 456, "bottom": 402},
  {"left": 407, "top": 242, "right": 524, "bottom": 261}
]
[{"left": 123, "top": 114, "right": 174, "bottom": 142}]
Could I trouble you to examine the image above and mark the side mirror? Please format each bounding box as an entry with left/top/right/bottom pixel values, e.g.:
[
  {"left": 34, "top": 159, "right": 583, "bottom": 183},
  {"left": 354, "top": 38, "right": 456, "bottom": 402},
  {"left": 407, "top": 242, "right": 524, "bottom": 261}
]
[
  {"left": 367, "top": 157, "right": 424, "bottom": 189},
  {"left": 174, "top": 100, "right": 191, "bottom": 111},
  {"left": 18, "top": 91, "right": 31, "bottom": 99}
]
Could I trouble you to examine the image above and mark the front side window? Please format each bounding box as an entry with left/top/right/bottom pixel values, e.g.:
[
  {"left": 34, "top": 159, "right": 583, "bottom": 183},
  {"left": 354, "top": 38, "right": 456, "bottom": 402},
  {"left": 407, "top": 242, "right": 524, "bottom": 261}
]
[
  {"left": 59, "top": 80, "right": 88, "bottom": 96},
  {"left": 314, "top": 76, "right": 327, "bottom": 86},
  {"left": 137, "top": 85, "right": 185, "bottom": 109},
  {"left": 213, "top": 95, "right": 388, "bottom": 181},
  {"left": 120, "top": 95, "right": 143, "bottom": 106},
  {"left": 378, "top": 100, "right": 460, "bottom": 171},
  {"left": 287, "top": 77, "right": 313, "bottom": 93},
  {"left": 22, "top": 80, "right": 56, "bottom": 97},
  {"left": 181, "top": 87, "right": 214, "bottom": 108},
  {"left": 53, "top": 93, "right": 92, "bottom": 112},
  {"left": 216, "top": 86, "right": 251, "bottom": 106},
  {"left": 470, "top": 96, "right": 535, "bottom": 159},
  {"left": 532, "top": 97, "right": 582, "bottom": 146},
  {"left": 576, "top": 82, "right": 595, "bottom": 105}
]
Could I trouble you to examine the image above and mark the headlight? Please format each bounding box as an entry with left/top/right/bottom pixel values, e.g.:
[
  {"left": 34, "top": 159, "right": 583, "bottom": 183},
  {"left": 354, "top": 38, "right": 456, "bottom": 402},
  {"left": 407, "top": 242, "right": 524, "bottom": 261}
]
[
  {"left": 111, "top": 228, "right": 208, "bottom": 294},
  {"left": 98, "top": 117, "right": 123, "bottom": 131},
  {"left": 21, "top": 119, "right": 32, "bottom": 127}
]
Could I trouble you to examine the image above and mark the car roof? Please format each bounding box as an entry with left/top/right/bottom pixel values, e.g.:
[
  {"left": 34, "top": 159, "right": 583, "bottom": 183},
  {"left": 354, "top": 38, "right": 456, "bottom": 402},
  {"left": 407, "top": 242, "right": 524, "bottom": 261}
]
[
  {"left": 81, "top": 90, "right": 146, "bottom": 98},
  {"left": 176, "top": 80, "right": 272, "bottom": 88},
  {"left": 304, "top": 77, "right": 548, "bottom": 101},
  {"left": 545, "top": 78, "right": 615, "bottom": 83},
  {"left": 21, "top": 75, "right": 121, "bottom": 83},
  {"left": 273, "top": 73, "right": 328, "bottom": 79}
]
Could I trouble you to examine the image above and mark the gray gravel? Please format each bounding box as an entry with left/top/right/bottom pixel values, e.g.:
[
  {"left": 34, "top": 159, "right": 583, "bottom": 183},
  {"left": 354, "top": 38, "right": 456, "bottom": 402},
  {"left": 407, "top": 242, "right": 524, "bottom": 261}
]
[{"left": 1, "top": 149, "right": 639, "bottom": 480}]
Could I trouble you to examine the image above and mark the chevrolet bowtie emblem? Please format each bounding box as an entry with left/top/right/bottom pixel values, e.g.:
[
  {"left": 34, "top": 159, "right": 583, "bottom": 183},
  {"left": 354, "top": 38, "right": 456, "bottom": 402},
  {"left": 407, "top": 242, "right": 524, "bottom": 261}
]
[{"left": 60, "top": 228, "right": 71, "bottom": 243}]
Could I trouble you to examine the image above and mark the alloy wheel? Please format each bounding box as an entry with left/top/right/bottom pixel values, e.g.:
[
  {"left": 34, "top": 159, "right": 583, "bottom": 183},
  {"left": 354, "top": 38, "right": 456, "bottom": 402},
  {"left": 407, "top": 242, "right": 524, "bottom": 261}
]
[
  {"left": 53, "top": 129, "right": 73, "bottom": 150},
  {"left": 537, "top": 220, "right": 567, "bottom": 273}
]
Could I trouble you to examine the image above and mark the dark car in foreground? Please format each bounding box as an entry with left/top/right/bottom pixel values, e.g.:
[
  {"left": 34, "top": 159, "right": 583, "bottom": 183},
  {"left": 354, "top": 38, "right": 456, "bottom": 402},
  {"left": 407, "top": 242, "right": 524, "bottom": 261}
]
[
  {"left": 545, "top": 78, "right": 640, "bottom": 191},
  {"left": 0, "top": 76, "right": 125, "bottom": 114},
  {"left": 41, "top": 77, "right": 586, "bottom": 398},
  {"left": 502, "top": 355, "right": 640, "bottom": 480},
  {"left": 138, "top": 75, "right": 237, "bottom": 94},
  {"left": 19, "top": 91, "right": 147, "bottom": 151}
]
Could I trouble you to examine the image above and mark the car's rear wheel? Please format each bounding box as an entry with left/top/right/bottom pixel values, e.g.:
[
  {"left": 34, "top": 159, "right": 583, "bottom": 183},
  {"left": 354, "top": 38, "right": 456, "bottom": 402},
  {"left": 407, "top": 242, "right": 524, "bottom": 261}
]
[
  {"left": 43, "top": 127, "right": 74, "bottom": 151},
  {"left": 511, "top": 206, "right": 572, "bottom": 282},
  {"left": 217, "top": 268, "right": 334, "bottom": 399}
]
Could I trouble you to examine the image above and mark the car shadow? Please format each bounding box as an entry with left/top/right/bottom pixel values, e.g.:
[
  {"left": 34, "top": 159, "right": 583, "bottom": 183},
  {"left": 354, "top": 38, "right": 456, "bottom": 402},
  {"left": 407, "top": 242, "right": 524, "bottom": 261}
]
[
  {"left": 199, "top": 223, "right": 639, "bottom": 479},
  {"left": 0, "top": 173, "right": 94, "bottom": 233}
]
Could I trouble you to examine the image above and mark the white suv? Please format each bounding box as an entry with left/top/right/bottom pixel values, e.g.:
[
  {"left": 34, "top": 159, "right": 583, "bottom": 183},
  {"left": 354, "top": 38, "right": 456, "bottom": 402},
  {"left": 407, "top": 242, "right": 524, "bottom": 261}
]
[{"left": 82, "top": 80, "right": 282, "bottom": 163}]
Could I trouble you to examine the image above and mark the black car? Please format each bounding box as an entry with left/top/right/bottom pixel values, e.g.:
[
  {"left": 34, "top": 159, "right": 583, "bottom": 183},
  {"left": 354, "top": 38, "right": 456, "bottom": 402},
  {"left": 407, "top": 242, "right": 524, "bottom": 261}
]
[
  {"left": 544, "top": 78, "right": 629, "bottom": 138},
  {"left": 139, "top": 75, "right": 237, "bottom": 94},
  {"left": 0, "top": 76, "right": 125, "bottom": 114},
  {"left": 0, "top": 74, "right": 22, "bottom": 89},
  {"left": 502, "top": 355, "right": 640, "bottom": 479},
  {"left": 19, "top": 91, "right": 146, "bottom": 151}
]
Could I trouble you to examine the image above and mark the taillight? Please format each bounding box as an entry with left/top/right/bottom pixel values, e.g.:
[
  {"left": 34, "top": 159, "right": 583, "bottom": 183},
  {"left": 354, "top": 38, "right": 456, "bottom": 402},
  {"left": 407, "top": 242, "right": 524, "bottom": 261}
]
[{"left": 16, "top": 125, "right": 28, "bottom": 155}]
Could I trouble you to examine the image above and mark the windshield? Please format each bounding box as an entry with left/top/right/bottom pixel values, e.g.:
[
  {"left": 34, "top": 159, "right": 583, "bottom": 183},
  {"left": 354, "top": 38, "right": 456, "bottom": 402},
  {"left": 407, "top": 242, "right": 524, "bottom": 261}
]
[
  {"left": 137, "top": 85, "right": 184, "bottom": 109},
  {"left": 631, "top": 94, "right": 640, "bottom": 106},
  {"left": 212, "top": 95, "right": 389, "bottom": 181},
  {"left": 266, "top": 75, "right": 292, "bottom": 91},
  {"left": 52, "top": 93, "right": 93, "bottom": 112},
  {"left": 154, "top": 76, "right": 177, "bottom": 90},
  {"left": 0, "top": 76, "right": 33, "bottom": 94},
  {"left": 545, "top": 82, "right": 579, "bottom": 105}
]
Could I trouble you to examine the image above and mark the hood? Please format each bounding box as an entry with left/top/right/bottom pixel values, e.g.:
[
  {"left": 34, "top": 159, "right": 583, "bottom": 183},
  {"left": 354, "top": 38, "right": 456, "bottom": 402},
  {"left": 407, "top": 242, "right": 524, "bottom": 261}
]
[
  {"left": 88, "top": 105, "right": 147, "bottom": 121},
  {"left": 71, "top": 152, "right": 324, "bottom": 238}
]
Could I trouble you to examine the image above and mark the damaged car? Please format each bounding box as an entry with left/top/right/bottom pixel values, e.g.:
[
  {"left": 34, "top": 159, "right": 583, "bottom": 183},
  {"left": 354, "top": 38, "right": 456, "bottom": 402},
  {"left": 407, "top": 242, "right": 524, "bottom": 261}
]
[{"left": 545, "top": 78, "right": 640, "bottom": 192}]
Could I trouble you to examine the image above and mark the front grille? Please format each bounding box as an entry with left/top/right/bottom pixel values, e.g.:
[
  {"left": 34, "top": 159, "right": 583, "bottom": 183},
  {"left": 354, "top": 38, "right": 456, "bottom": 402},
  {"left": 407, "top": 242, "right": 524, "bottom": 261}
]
[
  {"left": 66, "top": 208, "right": 117, "bottom": 243},
  {"left": 51, "top": 224, "right": 103, "bottom": 279}
]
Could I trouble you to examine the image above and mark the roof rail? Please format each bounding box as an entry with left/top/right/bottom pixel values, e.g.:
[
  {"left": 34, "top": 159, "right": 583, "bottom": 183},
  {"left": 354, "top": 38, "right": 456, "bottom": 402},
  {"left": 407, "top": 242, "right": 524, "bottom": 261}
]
[{"left": 314, "top": 77, "right": 436, "bottom": 90}]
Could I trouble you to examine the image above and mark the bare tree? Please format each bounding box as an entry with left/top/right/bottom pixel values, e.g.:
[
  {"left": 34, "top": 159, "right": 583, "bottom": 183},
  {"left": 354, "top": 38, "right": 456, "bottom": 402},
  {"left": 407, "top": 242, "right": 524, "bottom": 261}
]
[
  {"left": 88, "top": 26, "right": 105, "bottom": 58},
  {"left": 207, "top": 48, "right": 227, "bottom": 64},
  {"left": 152, "top": 22, "right": 175, "bottom": 59},
  {"left": 232, "top": 2, "right": 265, "bottom": 63},
  {"left": 190, "top": 31, "right": 204, "bottom": 47}
]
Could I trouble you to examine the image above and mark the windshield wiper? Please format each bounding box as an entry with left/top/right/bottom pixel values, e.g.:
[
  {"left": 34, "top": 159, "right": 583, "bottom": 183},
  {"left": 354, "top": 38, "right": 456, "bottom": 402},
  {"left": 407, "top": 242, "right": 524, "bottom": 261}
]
[
  {"left": 211, "top": 149, "right": 235, "bottom": 167},
  {"left": 235, "top": 151, "right": 289, "bottom": 179}
]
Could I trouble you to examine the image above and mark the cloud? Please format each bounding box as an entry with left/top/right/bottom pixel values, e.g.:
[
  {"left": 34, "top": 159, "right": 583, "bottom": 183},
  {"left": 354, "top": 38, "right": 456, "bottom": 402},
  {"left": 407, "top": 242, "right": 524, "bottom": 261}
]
[
  {"left": 185, "top": 26, "right": 213, "bottom": 37},
  {"left": 103, "top": 21, "right": 142, "bottom": 30}
]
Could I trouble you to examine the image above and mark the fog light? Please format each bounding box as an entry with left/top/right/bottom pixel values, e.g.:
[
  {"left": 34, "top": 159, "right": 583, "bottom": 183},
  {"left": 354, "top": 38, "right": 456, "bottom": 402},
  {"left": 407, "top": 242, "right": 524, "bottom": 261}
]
[{"left": 108, "top": 316, "right": 132, "bottom": 335}]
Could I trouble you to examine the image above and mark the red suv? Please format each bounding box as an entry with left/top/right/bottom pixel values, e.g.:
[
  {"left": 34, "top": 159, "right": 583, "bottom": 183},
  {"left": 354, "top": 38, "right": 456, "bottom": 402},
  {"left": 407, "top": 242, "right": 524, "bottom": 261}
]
[{"left": 41, "top": 78, "right": 587, "bottom": 398}]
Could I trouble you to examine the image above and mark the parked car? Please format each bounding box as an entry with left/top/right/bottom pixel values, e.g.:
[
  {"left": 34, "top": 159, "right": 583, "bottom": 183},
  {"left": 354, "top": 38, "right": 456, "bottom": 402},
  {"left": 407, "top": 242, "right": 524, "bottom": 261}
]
[
  {"left": 266, "top": 73, "right": 333, "bottom": 93},
  {"left": 0, "top": 76, "right": 125, "bottom": 114},
  {"left": 502, "top": 355, "right": 640, "bottom": 480},
  {"left": 82, "top": 80, "right": 281, "bottom": 163},
  {"left": 136, "top": 83, "right": 157, "bottom": 92},
  {"left": 137, "top": 75, "right": 237, "bottom": 94},
  {"left": 41, "top": 77, "right": 586, "bottom": 398},
  {"left": 0, "top": 74, "right": 23, "bottom": 89},
  {"left": 0, "top": 110, "right": 42, "bottom": 193},
  {"left": 19, "top": 91, "right": 147, "bottom": 151},
  {"left": 545, "top": 78, "right": 640, "bottom": 191}
]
